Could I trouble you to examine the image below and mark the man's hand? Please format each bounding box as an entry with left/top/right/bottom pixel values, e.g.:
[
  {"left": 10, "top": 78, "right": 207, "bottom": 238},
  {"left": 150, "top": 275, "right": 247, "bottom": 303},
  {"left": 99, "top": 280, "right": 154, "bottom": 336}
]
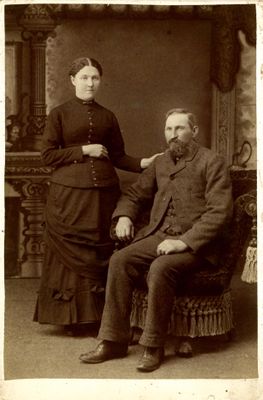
[
  {"left": 82, "top": 144, "right": 109, "bottom": 158},
  {"left": 157, "top": 239, "right": 189, "bottom": 255},
  {"left": 115, "top": 216, "right": 134, "bottom": 242},
  {"left": 140, "top": 152, "right": 164, "bottom": 169}
]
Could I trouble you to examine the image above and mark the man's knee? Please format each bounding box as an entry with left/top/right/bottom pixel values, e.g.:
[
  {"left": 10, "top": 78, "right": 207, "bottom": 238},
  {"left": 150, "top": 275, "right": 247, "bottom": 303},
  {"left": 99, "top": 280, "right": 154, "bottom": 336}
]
[
  {"left": 109, "top": 246, "right": 133, "bottom": 272},
  {"left": 147, "top": 257, "right": 179, "bottom": 287},
  {"left": 147, "top": 258, "right": 167, "bottom": 282}
]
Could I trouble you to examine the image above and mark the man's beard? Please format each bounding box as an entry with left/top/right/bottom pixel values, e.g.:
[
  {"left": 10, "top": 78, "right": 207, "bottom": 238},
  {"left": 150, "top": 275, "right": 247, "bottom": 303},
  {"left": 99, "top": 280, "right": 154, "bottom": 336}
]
[{"left": 169, "top": 138, "right": 189, "bottom": 162}]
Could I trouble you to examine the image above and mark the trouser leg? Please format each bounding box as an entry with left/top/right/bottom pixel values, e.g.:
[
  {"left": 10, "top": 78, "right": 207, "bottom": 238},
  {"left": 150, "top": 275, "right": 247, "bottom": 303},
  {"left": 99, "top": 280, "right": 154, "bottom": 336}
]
[
  {"left": 139, "top": 251, "right": 204, "bottom": 347},
  {"left": 97, "top": 235, "right": 161, "bottom": 343}
]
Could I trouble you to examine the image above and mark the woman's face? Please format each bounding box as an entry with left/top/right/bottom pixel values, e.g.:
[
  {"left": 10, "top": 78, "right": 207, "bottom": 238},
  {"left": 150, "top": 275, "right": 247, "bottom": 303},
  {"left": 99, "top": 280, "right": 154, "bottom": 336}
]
[{"left": 70, "top": 65, "right": 101, "bottom": 100}]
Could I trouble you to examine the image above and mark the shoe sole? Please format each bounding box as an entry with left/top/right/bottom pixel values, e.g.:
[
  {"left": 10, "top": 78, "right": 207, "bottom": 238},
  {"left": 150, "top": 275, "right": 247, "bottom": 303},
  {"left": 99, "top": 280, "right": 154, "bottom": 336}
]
[
  {"left": 79, "top": 353, "right": 127, "bottom": 364},
  {"left": 136, "top": 364, "right": 161, "bottom": 372}
]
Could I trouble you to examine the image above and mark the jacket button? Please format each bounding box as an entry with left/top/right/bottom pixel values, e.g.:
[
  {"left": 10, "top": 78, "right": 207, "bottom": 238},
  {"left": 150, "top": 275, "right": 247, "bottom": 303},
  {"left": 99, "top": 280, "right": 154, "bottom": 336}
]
[{"left": 73, "top": 160, "right": 77, "bottom": 164}]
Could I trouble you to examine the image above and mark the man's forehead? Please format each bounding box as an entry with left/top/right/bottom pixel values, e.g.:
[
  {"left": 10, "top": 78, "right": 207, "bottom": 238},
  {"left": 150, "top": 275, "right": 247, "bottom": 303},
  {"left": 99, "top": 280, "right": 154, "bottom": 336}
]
[{"left": 165, "top": 113, "right": 189, "bottom": 124}]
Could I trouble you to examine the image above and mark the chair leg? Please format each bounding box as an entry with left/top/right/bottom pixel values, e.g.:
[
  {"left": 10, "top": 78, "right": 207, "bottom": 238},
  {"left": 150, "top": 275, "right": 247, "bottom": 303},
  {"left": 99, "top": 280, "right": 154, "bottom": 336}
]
[
  {"left": 176, "top": 337, "right": 194, "bottom": 358},
  {"left": 129, "top": 327, "right": 142, "bottom": 345}
]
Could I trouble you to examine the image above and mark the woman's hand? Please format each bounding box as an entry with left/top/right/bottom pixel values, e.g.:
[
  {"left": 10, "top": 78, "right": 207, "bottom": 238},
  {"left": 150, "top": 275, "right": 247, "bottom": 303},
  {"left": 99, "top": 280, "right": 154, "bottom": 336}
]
[
  {"left": 82, "top": 144, "right": 109, "bottom": 158},
  {"left": 140, "top": 152, "right": 164, "bottom": 169},
  {"left": 157, "top": 239, "right": 189, "bottom": 255},
  {"left": 115, "top": 216, "right": 134, "bottom": 242}
]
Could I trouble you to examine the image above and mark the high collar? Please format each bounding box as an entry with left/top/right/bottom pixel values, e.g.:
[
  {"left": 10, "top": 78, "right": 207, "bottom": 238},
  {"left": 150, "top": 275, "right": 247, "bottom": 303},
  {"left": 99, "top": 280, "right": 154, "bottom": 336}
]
[{"left": 74, "top": 96, "right": 96, "bottom": 106}]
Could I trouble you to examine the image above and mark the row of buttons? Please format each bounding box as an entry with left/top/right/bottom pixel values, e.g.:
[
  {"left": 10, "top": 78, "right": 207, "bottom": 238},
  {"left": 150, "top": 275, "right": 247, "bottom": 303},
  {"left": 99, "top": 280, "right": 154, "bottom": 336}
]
[
  {"left": 88, "top": 109, "right": 98, "bottom": 187},
  {"left": 72, "top": 108, "right": 98, "bottom": 186},
  {"left": 159, "top": 199, "right": 182, "bottom": 234},
  {"left": 87, "top": 109, "right": 93, "bottom": 145}
]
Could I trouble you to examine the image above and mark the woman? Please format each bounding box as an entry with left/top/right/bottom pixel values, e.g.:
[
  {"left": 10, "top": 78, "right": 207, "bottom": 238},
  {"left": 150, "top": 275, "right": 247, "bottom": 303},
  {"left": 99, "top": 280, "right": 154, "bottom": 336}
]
[{"left": 34, "top": 57, "right": 158, "bottom": 334}]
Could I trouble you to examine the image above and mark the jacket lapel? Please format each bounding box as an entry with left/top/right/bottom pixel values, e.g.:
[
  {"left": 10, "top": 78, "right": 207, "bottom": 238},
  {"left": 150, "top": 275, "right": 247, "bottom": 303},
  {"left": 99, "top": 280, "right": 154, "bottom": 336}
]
[{"left": 166, "top": 140, "right": 199, "bottom": 177}]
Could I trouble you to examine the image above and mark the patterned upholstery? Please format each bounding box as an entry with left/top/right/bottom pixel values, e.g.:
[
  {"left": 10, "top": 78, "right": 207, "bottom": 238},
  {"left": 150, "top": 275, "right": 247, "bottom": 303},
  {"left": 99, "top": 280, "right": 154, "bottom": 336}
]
[
  {"left": 129, "top": 191, "right": 255, "bottom": 337},
  {"left": 112, "top": 189, "right": 255, "bottom": 338}
]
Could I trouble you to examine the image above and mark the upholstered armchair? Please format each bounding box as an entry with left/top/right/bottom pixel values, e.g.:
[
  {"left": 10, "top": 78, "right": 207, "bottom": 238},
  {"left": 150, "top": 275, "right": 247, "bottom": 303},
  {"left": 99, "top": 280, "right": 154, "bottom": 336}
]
[{"left": 112, "top": 182, "right": 256, "bottom": 356}]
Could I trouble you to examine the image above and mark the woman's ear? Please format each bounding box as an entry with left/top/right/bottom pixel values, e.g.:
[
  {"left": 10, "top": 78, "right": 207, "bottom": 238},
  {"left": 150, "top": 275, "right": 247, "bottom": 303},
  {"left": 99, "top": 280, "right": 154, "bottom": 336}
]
[{"left": 70, "top": 75, "right": 76, "bottom": 86}]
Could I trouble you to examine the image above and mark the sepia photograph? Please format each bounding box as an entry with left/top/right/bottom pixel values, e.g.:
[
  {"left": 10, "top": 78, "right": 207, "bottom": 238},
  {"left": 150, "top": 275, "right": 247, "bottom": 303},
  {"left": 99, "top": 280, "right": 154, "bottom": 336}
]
[{"left": 1, "top": 1, "right": 262, "bottom": 399}]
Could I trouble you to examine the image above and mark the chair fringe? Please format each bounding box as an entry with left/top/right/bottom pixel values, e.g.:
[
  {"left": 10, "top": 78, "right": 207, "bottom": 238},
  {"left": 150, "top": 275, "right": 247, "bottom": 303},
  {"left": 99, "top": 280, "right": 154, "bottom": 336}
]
[
  {"left": 130, "top": 289, "right": 233, "bottom": 337},
  {"left": 241, "top": 246, "right": 257, "bottom": 283}
]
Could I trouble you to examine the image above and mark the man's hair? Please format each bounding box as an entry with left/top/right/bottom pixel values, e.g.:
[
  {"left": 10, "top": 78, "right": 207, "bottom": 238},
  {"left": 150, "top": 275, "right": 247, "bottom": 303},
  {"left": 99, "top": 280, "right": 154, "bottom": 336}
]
[
  {"left": 165, "top": 108, "right": 197, "bottom": 129},
  {"left": 69, "top": 57, "right": 103, "bottom": 77}
]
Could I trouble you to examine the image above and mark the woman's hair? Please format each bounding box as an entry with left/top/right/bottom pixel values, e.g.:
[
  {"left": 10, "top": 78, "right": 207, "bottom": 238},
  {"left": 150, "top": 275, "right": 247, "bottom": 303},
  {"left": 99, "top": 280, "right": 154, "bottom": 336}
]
[
  {"left": 165, "top": 108, "right": 197, "bottom": 129},
  {"left": 68, "top": 57, "right": 103, "bottom": 77}
]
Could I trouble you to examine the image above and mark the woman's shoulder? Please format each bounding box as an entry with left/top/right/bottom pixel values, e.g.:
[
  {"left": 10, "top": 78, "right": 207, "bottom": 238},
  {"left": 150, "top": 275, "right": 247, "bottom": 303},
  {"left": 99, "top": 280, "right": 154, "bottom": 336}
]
[
  {"left": 94, "top": 102, "right": 116, "bottom": 116},
  {"left": 48, "top": 99, "right": 117, "bottom": 120},
  {"left": 48, "top": 99, "right": 75, "bottom": 115}
]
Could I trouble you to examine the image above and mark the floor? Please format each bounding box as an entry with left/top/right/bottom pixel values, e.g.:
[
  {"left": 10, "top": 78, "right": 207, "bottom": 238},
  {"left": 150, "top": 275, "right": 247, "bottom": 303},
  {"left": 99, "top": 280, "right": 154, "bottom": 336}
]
[{"left": 3, "top": 273, "right": 258, "bottom": 381}]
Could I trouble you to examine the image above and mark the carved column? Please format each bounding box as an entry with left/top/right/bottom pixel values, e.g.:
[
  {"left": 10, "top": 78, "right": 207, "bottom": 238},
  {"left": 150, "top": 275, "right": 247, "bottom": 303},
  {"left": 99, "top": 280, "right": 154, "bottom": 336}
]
[
  {"left": 210, "top": 8, "right": 237, "bottom": 165},
  {"left": 209, "top": 5, "right": 255, "bottom": 166},
  {"left": 5, "top": 153, "right": 51, "bottom": 277},
  {"left": 18, "top": 5, "right": 57, "bottom": 151},
  {"left": 211, "top": 84, "right": 235, "bottom": 166}
]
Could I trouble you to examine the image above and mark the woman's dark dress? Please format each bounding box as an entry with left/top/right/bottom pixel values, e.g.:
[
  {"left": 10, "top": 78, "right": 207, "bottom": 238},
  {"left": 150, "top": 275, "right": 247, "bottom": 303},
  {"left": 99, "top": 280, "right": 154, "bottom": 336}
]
[{"left": 34, "top": 97, "right": 141, "bottom": 325}]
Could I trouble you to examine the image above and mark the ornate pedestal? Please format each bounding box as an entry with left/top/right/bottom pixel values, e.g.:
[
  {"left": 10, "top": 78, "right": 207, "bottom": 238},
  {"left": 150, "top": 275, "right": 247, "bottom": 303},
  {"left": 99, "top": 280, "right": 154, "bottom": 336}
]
[
  {"left": 230, "top": 168, "right": 257, "bottom": 283},
  {"left": 5, "top": 152, "right": 51, "bottom": 277}
]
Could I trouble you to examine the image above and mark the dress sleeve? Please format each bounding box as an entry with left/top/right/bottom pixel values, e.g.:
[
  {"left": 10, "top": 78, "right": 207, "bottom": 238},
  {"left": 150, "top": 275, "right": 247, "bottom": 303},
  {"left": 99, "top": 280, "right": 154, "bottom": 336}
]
[
  {"left": 41, "top": 109, "right": 84, "bottom": 167},
  {"left": 107, "top": 113, "right": 142, "bottom": 173}
]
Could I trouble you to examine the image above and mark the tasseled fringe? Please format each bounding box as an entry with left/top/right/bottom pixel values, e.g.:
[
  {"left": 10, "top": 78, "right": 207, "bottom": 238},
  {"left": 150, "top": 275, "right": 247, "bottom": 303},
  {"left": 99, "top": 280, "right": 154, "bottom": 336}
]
[
  {"left": 130, "top": 291, "right": 148, "bottom": 330},
  {"left": 241, "top": 246, "right": 257, "bottom": 283},
  {"left": 130, "top": 289, "right": 233, "bottom": 338}
]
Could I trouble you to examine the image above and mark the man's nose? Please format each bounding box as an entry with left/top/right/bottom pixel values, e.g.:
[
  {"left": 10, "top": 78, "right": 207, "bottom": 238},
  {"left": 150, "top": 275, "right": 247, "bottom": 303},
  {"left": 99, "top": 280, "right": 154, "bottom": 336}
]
[{"left": 171, "top": 129, "right": 178, "bottom": 138}]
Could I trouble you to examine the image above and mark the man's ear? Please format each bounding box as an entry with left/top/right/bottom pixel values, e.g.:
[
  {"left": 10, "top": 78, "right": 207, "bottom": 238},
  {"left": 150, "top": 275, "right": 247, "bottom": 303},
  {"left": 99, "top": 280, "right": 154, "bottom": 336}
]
[{"left": 192, "top": 126, "right": 199, "bottom": 138}]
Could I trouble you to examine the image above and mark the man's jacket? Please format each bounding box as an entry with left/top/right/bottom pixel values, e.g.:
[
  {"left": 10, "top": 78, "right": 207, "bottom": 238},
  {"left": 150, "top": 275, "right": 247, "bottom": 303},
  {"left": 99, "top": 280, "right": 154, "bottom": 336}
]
[{"left": 112, "top": 140, "right": 233, "bottom": 265}]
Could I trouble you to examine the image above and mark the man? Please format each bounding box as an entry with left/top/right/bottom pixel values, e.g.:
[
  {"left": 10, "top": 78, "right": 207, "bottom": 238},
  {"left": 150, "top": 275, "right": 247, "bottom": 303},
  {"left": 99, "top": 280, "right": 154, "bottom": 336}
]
[{"left": 79, "top": 108, "right": 233, "bottom": 372}]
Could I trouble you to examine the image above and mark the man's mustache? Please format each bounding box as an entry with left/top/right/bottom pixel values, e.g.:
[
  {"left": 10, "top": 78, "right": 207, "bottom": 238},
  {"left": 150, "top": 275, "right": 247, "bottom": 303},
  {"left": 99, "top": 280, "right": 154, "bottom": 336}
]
[
  {"left": 168, "top": 138, "right": 189, "bottom": 160},
  {"left": 168, "top": 137, "right": 185, "bottom": 145}
]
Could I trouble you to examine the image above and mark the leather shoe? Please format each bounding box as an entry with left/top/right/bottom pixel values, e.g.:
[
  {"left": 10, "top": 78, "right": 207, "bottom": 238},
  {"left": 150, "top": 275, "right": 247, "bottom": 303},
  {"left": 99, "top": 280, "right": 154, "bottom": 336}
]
[
  {"left": 137, "top": 346, "right": 164, "bottom": 372},
  {"left": 79, "top": 340, "right": 128, "bottom": 364}
]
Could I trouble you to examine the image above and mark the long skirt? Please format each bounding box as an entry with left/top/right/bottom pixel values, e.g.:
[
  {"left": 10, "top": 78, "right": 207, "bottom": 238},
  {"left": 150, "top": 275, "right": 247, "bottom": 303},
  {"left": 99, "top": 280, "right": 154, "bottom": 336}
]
[{"left": 33, "top": 182, "right": 120, "bottom": 325}]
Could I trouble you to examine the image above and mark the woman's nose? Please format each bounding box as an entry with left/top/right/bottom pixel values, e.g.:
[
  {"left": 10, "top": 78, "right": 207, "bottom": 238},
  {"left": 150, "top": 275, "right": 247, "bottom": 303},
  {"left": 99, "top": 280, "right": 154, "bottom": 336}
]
[{"left": 87, "top": 78, "right": 93, "bottom": 86}]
